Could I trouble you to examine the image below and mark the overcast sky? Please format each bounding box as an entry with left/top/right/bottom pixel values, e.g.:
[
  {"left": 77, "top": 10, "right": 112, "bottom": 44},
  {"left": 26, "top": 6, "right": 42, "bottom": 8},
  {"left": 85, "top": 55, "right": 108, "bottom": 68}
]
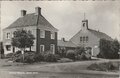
[{"left": 0, "top": 1, "right": 120, "bottom": 41}]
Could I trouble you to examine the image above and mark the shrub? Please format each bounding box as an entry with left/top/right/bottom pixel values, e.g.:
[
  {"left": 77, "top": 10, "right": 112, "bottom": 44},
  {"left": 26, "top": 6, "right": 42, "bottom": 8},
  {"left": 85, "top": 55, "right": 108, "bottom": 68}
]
[
  {"left": 75, "top": 54, "right": 82, "bottom": 60},
  {"left": 66, "top": 50, "right": 76, "bottom": 61},
  {"left": 13, "top": 53, "right": 23, "bottom": 62},
  {"left": 75, "top": 47, "right": 85, "bottom": 55},
  {"left": 24, "top": 52, "right": 35, "bottom": 63},
  {"left": 87, "top": 62, "right": 119, "bottom": 71},
  {"left": 34, "top": 53, "right": 44, "bottom": 62},
  {"left": 16, "top": 50, "right": 21, "bottom": 54},
  {"left": 80, "top": 52, "right": 91, "bottom": 60},
  {"left": 5, "top": 53, "right": 13, "bottom": 58},
  {"left": 13, "top": 51, "right": 35, "bottom": 63},
  {"left": 44, "top": 52, "right": 58, "bottom": 62}
]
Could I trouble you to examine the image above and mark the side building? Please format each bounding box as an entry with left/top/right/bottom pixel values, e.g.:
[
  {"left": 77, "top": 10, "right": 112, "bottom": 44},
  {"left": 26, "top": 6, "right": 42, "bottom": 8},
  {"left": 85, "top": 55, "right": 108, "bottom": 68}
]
[
  {"left": 70, "top": 19, "right": 113, "bottom": 56},
  {"left": 3, "top": 7, "right": 58, "bottom": 54}
]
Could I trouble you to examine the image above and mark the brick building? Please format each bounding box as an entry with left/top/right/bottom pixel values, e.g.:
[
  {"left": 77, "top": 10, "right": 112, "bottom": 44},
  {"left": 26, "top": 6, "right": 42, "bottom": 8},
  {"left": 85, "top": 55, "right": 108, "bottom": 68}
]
[
  {"left": 3, "top": 7, "right": 58, "bottom": 54},
  {"left": 70, "top": 19, "right": 113, "bottom": 56}
]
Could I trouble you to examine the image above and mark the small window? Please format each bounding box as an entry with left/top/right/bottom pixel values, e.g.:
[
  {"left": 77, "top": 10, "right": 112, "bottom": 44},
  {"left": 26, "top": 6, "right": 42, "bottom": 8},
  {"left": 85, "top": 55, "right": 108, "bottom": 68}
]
[
  {"left": 40, "top": 45, "right": 44, "bottom": 52},
  {"left": 51, "top": 32, "right": 55, "bottom": 39},
  {"left": 83, "top": 23, "right": 85, "bottom": 27},
  {"left": 83, "top": 37, "right": 85, "bottom": 43},
  {"left": 6, "top": 45, "right": 11, "bottom": 51},
  {"left": 6, "top": 33, "right": 10, "bottom": 39},
  {"left": 40, "top": 30, "right": 45, "bottom": 38},
  {"left": 86, "top": 36, "right": 88, "bottom": 42},
  {"left": 50, "top": 44, "right": 55, "bottom": 54},
  {"left": 80, "top": 37, "right": 82, "bottom": 42}
]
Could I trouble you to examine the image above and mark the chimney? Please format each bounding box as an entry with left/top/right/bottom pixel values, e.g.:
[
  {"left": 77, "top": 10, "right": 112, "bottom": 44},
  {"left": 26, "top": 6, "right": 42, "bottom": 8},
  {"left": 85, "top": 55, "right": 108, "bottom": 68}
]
[
  {"left": 21, "top": 10, "right": 26, "bottom": 17},
  {"left": 35, "top": 7, "right": 41, "bottom": 15},
  {"left": 61, "top": 38, "right": 65, "bottom": 42}
]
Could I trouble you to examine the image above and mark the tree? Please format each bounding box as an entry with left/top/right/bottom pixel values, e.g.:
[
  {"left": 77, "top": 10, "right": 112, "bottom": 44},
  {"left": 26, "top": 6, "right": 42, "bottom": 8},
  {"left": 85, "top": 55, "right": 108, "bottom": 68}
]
[
  {"left": 11, "top": 29, "right": 35, "bottom": 52},
  {"left": 98, "top": 39, "right": 120, "bottom": 59}
]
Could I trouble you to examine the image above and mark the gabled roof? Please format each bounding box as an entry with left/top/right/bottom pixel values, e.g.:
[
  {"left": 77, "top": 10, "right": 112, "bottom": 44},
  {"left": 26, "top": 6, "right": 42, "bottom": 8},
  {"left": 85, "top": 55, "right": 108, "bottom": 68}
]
[
  {"left": 88, "top": 29, "right": 113, "bottom": 41},
  {"left": 5, "top": 13, "right": 58, "bottom": 32},
  {"left": 58, "top": 40, "right": 77, "bottom": 47},
  {"left": 70, "top": 28, "right": 113, "bottom": 41}
]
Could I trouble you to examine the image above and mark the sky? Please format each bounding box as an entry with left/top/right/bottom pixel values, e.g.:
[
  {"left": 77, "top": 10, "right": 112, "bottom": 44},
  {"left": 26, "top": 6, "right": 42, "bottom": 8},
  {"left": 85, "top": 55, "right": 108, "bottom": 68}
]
[{"left": 0, "top": 1, "right": 120, "bottom": 41}]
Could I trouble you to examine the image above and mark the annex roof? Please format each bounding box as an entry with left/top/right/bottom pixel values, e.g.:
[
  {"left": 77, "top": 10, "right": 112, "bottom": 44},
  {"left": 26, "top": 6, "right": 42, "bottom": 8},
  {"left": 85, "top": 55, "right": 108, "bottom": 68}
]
[{"left": 58, "top": 40, "right": 77, "bottom": 47}]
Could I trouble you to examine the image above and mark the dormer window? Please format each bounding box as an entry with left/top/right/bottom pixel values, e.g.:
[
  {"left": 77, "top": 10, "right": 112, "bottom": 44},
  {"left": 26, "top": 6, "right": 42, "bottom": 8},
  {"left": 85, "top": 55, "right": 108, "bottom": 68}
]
[{"left": 40, "top": 30, "right": 45, "bottom": 38}]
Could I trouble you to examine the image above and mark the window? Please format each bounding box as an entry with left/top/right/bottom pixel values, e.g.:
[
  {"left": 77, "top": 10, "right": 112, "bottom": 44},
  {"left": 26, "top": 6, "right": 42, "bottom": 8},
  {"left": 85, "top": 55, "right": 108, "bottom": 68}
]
[
  {"left": 50, "top": 44, "right": 55, "bottom": 54},
  {"left": 6, "top": 45, "right": 11, "bottom": 51},
  {"left": 51, "top": 32, "right": 55, "bottom": 39},
  {"left": 11, "top": 32, "right": 14, "bottom": 38},
  {"left": 40, "top": 30, "right": 45, "bottom": 38},
  {"left": 6, "top": 33, "right": 10, "bottom": 39},
  {"left": 83, "top": 23, "right": 85, "bottom": 27},
  {"left": 40, "top": 45, "right": 44, "bottom": 52},
  {"left": 80, "top": 37, "right": 82, "bottom": 42},
  {"left": 86, "top": 36, "right": 88, "bottom": 42},
  {"left": 83, "top": 37, "right": 85, "bottom": 43}
]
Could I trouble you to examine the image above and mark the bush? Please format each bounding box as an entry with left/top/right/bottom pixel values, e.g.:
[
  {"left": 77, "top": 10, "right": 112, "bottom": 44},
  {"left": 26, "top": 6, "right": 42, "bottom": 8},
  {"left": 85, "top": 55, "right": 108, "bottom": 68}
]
[
  {"left": 87, "top": 62, "right": 119, "bottom": 71},
  {"left": 66, "top": 50, "right": 76, "bottom": 61},
  {"left": 80, "top": 52, "right": 91, "bottom": 60},
  {"left": 34, "top": 53, "right": 44, "bottom": 62},
  {"left": 13, "top": 51, "right": 35, "bottom": 63},
  {"left": 13, "top": 53, "right": 23, "bottom": 62},
  {"left": 75, "top": 47, "right": 85, "bottom": 55},
  {"left": 5, "top": 53, "right": 13, "bottom": 58},
  {"left": 75, "top": 54, "right": 82, "bottom": 60},
  {"left": 24, "top": 52, "right": 35, "bottom": 63},
  {"left": 44, "top": 52, "right": 58, "bottom": 62}
]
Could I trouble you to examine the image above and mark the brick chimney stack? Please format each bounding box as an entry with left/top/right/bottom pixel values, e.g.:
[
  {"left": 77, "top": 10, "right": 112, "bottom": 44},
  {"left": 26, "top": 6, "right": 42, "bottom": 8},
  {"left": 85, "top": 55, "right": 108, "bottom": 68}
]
[
  {"left": 35, "top": 7, "right": 41, "bottom": 15},
  {"left": 21, "top": 10, "right": 26, "bottom": 17}
]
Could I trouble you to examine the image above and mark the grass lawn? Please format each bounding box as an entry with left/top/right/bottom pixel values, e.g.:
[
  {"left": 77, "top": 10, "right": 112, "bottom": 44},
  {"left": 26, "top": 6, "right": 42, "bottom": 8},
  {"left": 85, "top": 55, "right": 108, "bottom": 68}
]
[{"left": 0, "top": 58, "right": 119, "bottom": 73}]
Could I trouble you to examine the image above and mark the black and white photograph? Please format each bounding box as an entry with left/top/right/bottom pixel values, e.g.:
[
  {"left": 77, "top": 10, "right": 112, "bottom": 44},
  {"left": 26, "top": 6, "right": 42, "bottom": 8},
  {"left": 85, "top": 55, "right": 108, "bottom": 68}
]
[{"left": 0, "top": 0, "right": 120, "bottom": 78}]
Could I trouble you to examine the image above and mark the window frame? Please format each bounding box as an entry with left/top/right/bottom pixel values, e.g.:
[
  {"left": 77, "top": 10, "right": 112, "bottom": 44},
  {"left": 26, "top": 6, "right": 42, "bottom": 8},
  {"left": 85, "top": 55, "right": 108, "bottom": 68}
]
[
  {"left": 6, "top": 32, "right": 10, "bottom": 39},
  {"left": 50, "top": 44, "right": 55, "bottom": 54},
  {"left": 6, "top": 45, "right": 11, "bottom": 51},
  {"left": 80, "top": 37, "right": 82, "bottom": 42},
  {"left": 40, "top": 45, "right": 45, "bottom": 52},
  {"left": 51, "top": 32, "right": 55, "bottom": 39},
  {"left": 40, "top": 30, "right": 45, "bottom": 38},
  {"left": 86, "top": 36, "right": 88, "bottom": 42}
]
